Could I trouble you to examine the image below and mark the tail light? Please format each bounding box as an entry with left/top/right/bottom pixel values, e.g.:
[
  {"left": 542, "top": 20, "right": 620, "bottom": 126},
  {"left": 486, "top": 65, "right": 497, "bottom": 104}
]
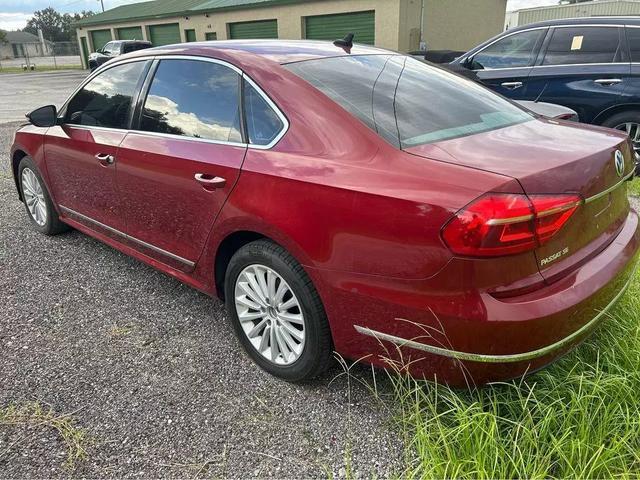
[{"left": 442, "top": 193, "right": 581, "bottom": 257}]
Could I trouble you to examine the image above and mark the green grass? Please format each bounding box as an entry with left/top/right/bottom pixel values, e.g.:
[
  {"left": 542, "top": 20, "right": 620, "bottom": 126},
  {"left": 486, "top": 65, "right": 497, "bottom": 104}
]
[
  {"left": 0, "top": 65, "right": 83, "bottom": 74},
  {"left": 0, "top": 402, "right": 88, "bottom": 469},
  {"left": 387, "top": 267, "right": 640, "bottom": 478},
  {"left": 629, "top": 177, "right": 640, "bottom": 197}
]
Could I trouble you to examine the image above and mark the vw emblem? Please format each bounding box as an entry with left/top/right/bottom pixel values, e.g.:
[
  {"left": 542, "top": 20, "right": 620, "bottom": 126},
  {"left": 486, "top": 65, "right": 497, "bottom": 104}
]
[{"left": 614, "top": 150, "right": 625, "bottom": 177}]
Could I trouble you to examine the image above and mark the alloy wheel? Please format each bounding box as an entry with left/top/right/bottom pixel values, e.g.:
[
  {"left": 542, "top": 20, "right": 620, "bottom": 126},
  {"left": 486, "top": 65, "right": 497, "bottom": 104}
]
[
  {"left": 234, "top": 264, "right": 306, "bottom": 365},
  {"left": 614, "top": 122, "right": 640, "bottom": 155},
  {"left": 21, "top": 168, "right": 47, "bottom": 226}
]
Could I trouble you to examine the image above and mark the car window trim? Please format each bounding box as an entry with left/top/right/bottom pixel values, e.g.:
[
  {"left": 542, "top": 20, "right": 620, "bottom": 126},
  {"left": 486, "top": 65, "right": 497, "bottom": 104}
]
[
  {"left": 59, "top": 54, "right": 289, "bottom": 150},
  {"left": 538, "top": 25, "right": 625, "bottom": 67}
]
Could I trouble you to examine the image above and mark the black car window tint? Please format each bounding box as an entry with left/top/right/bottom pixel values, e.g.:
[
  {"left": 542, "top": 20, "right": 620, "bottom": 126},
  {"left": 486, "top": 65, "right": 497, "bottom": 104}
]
[
  {"left": 65, "top": 61, "right": 146, "bottom": 129},
  {"left": 140, "top": 59, "right": 242, "bottom": 143}
]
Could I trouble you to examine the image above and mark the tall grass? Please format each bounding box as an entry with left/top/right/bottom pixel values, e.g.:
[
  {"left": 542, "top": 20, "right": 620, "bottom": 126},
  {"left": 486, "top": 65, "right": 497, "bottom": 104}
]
[
  {"left": 628, "top": 178, "right": 640, "bottom": 197},
  {"left": 388, "top": 274, "right": 640, "bottom": 478}
]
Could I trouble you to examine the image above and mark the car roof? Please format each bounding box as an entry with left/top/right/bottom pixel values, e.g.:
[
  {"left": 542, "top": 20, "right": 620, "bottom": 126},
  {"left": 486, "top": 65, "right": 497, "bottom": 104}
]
[
  {"left": 127, "top": 39, "right": 394, "bottom": 64},
  {"left": 113, "top": 39, "right": 150, "bottom": 44},
  {"left": 509, "top": 15, "right": 640, "bottom": 32}
]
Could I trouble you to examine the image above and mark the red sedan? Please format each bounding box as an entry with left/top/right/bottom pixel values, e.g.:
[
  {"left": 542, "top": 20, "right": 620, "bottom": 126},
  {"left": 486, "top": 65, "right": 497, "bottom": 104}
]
[{"left": 10, "top": 41, "right": 639, "bottom": 386}]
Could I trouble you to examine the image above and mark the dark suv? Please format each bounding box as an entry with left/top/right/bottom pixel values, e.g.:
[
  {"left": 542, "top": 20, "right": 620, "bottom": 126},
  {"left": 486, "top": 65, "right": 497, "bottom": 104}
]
[
  {"left": 88, "top": 40, "right": 152, "bottom": 71},
  {"left": 451, "top": 17, "right": 640, "bottom": 153}
]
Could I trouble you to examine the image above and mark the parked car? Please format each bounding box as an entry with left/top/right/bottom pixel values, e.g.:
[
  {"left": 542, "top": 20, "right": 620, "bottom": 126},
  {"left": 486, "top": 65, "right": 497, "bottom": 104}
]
[
  {"left": 11, "top": 40, "right": 639, "bottom": 386},
  {"left": 443, "top": 61, "right": 580, "bottom": 121},
  {"left": 451, "top": 17, "right": 640, "bottom": 156},
  {"left": 516, "top": 100, "right": 579, "bottom": 121},
  {"left": 88, "top": 40, "right": 152, "bottom": 71}
]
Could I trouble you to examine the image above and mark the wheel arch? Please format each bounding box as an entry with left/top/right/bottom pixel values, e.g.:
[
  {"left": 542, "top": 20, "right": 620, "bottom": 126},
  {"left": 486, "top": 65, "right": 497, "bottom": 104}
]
[
  {"left": 593, "top": 103, "right": 640, "bottom": 125},
  {"left": 213, "top": 230, "right": 267, "bottom": 299},
  {"left": 11, "top": 149, "right": 28, "bottom": 201}
]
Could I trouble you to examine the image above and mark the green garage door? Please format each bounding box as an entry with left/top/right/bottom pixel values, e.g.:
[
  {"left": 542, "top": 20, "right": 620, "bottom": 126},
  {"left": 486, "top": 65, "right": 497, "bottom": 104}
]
[
  {"left": 305, "top": 11, "right": 375, "bottom": 45},
  {"left": 229, "top": 20, "right": 277, "bottom": 39},
  {"left": 148, "top": 23, "right": 181, "bottom": 46},
  {"left": 90, "top": 29, "right": 112, "bottom": 51},
  {"left": 117, "top": 26, "right": 143, "bottom": 40}
]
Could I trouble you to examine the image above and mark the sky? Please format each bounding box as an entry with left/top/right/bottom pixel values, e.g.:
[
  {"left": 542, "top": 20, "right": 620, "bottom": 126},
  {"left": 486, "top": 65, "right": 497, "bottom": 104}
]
[{"left": 0, "top": 0, "right": 560, "bottom": 31}]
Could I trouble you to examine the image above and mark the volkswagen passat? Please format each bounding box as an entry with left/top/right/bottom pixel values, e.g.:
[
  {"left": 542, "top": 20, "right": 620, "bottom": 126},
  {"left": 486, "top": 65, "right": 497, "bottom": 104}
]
[{"left": 10, "top": 41, "right": 639, "bottom": 386}]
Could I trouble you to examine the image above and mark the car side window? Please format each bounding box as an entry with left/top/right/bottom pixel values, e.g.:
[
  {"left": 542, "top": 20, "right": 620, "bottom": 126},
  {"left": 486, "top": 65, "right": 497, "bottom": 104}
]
[
  {"left": 472, "top": 29, "right": 545, "bottom": 69},
  {"left": 626, "top": 27, "right": 640, "bottom": 62},
  {"left": 542, "top": 27, "right": 621, "bottom": 66},
  {"left": 243, "top": 79, "right": 284, "bottom": 146},
  {"left": 65, "top": 61, "right": 147, "bottom": 129},
  {"left": 140, "top": 59, "right": 242, "bottom": 143},
  {"left": 102, "top": 42, "right": 113, "bottom": 54}
]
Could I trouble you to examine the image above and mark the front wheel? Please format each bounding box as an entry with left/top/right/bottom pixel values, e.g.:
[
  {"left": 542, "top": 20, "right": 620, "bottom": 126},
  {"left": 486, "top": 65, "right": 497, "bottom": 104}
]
[
  {"left": 224, "top": 240, "right": 333, "bottom": 382},
  {"left": 18, "top": 156, "right": 69, "bottom": 235}
]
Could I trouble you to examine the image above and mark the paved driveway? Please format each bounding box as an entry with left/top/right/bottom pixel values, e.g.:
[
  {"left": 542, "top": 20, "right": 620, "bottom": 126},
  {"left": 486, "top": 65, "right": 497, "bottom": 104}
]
[
  {"left": 0, "top": 68, "right": 400, "bottom": 479},
  {"left": 0, "top": 70, "right": 87, "bottom": 123}
]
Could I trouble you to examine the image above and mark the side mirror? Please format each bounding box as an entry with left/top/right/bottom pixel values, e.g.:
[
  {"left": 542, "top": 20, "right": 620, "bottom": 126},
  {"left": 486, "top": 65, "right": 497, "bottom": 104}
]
[{"left": 26, "top": 105, "right": 58, "bottom": 127}]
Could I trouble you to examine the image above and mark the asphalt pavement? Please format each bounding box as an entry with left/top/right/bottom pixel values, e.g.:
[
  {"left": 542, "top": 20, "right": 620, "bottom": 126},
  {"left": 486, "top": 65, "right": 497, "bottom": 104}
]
[
  {"left": 0, "top": 70, "right": 88, "bottom": 123},
  {"left": 0, "top": 72, "right": 401, "bottom": 478}
]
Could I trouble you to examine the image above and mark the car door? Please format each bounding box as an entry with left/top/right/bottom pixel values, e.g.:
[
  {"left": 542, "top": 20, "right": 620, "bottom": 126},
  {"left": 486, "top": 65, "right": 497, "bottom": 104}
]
[
  {"left": 45, "top": 60, "right": 150, "bottom": 236},
  {"left": 464, "top": 27, "right": 547, "bottom": 99},
  {"left": 525, "top": 25, "right": 629, "bottom": 123},
  {"left": 115, "top": 58, "right": 247, "bottom": 269}
]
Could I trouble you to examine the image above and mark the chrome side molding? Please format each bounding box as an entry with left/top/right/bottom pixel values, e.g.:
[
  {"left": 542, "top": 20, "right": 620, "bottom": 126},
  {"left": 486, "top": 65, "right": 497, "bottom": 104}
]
[
  {"left": 354, "top": 262, "right": 636, "bottom": 363},
  {"left": 59, "top": 205, "right": 195, "bottom": 268}
]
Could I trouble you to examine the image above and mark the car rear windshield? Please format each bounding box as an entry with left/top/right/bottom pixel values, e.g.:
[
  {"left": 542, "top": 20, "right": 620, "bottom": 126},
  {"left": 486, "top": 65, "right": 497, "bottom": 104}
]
[{"left": 284, "top": 55, "right": 532, "bottom": 148}]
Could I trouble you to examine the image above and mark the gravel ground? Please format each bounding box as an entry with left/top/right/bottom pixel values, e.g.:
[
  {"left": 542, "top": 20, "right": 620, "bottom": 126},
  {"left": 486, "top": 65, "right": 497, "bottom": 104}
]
[{"left": 0, "top": 120, "right": 402, "bottom": 478}]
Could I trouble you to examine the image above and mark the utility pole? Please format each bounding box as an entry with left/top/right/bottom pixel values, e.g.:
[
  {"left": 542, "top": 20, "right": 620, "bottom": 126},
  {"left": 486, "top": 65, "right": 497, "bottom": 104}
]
[{"left": 99, "top": 0, "right": 105, "bottom": 12}]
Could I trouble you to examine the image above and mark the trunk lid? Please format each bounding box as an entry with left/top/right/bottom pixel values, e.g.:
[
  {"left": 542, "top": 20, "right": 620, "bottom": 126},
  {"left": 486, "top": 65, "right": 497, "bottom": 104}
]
[{"left": 406, "top": 118, "right": 634, "bottom": 282}]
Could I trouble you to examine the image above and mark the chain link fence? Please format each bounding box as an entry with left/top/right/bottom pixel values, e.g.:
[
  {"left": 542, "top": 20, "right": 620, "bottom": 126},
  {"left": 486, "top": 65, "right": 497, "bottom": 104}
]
[{"left": 0, "top": 39, "right": 83, "bottom": 72}]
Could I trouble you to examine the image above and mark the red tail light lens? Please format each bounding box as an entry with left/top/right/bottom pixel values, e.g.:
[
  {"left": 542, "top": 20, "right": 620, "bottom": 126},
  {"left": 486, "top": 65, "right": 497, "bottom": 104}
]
[{"left": 442, "top": 193, "right": 581, "bottom": 257}]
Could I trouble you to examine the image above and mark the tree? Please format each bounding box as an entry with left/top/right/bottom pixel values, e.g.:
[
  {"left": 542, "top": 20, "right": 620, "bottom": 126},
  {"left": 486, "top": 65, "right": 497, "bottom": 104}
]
[
  {"left": 62, "top": 11, "right": 95, "bottom": 41},
  {"left": 23, "top": 7, "right": 94, "bottom": 42},
  {"left": 559, "top": 0, "right": 592, "bottom": 4},
  {"left": 0, "top": 30, "right": 6, "bottom": 44}
]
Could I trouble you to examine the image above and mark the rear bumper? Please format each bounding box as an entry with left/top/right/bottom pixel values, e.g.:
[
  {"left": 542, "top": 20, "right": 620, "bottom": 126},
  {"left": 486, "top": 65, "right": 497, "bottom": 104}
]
[{"left": 310, "top": 210, "right": 640, "bottom": 386}]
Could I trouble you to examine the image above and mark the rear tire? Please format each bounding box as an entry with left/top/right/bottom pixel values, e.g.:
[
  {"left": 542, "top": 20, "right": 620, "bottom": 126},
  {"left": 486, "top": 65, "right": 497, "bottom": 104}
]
[
  {"left": 224, "top": 239, "right": 333, "bottom": 382},
  {"left": 18, "top": 156, "right": 69, "bottom": 236},
  {"left": 601, "top": 110, "right": 640, "bottom": 154}
]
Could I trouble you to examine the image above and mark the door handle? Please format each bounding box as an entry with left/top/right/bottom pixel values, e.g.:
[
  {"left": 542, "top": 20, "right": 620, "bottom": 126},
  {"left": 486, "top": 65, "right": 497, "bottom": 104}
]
[
  {"left": 594, "top": 78, "right": 622, "bottom": 86},
  {"left": 95, "top": 153, "right": 115, "bottom": 165},
  {"left": 194, "top": 173, "right": 226, "bottom": 189},
  {"left": 501, "top": 81, "right": 523, "bottom": 90}
]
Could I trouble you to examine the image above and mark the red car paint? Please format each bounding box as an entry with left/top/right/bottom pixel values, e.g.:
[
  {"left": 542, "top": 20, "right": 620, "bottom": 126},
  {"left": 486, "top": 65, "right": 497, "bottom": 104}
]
[{"left": 10, "top": 41, "right": 639, "bottom": 386}]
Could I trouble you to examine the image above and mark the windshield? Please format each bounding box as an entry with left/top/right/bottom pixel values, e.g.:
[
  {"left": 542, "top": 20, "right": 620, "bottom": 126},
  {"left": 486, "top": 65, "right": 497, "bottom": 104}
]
[{"left": 284, "top": 55, "right": 532, "bottom": 148}]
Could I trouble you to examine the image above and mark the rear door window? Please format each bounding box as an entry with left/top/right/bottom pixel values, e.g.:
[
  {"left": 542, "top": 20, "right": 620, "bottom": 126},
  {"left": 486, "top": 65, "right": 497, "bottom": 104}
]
[
  {"left": 542, "top": 26, "right": 622, "bottom": 65},
  {"left": 65, "top": 60, "right": 148, "bottom": 129},
  {"left": 139, "top": 59, "right": 242, "bottom": 143},
  {"left": 472, "top": 29, "right": 546, "bottom": 69}
]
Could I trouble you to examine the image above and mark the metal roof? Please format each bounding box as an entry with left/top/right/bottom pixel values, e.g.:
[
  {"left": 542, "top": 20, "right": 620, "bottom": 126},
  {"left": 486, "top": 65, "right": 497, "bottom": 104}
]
[
  {"left": 74, "top": 0, "right": 305, "bottom": 28},
  {"left": 3, "top": 31, "right": 43, "bottom": 44}
]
